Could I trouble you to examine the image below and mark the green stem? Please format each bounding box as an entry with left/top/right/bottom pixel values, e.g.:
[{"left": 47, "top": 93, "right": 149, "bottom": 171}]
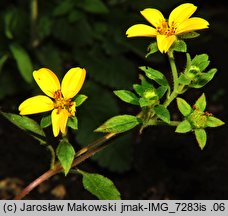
[
  {"left": 168, "top": 51, "right": 178, "bottom": 91},
  {"left": 164, "top": 51, "right": 179, "bottom": 107},
  {"left": 13, "top": 51, "right": 184, "bottom": 200},
  {"left": 74, "top": 133, "right": 116, "bottom": 157},
  {"left": 30, "top": 0, "right": 39, "bottom": 48},
  {"left": 46, "top": 145, "right": 55, "bottom": 169},
  {"left": 154, "top": 120, "right": 180, "bottom": 127}
]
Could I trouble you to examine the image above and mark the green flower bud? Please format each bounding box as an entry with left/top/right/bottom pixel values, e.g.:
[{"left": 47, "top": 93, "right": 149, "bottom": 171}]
[
  {"left": 188, "top": 110, "right": 207, "bottom": 129},
  {"left": 143, "top": 89, "right": 157, "bottom": 99},
  {"left": 186, "top": 65, "right": 201, "bottom": 79}
]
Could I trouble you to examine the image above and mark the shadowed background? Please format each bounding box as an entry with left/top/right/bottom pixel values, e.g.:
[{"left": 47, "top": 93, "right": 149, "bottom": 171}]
[{"left": 0, "top": 0, "right": 227, "bottom": 199}]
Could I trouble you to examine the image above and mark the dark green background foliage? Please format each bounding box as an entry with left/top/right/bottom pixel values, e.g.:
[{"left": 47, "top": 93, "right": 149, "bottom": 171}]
[{"left": 0, "top": 0, "right": 227, "bottom": 199}]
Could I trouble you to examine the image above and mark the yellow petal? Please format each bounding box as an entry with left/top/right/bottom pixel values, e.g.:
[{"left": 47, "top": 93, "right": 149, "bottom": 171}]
[
  {"left": 60, "top": 109, "right": 69, "bottom": 135},
  {"left": 69, "top": 101, "right": 76, "bottom": 116},
  {"left": 19, "top": 95, "right": 54, "bottom": 115},
  {"left": 61, "top": 67, "right": 86, "bottom": 99},
  {"left": 33, "top": 68, "right": 61, "bottom": 98},
  {"left": 175, "top": 17, "right": 209, "bottom": 35},
  {"left": 51, "top": 109, "right": 69, "bottom": 137},
  {"left": 51, "top": 109, "right": 60, "bottom": 137},
  {"left": 140, "top": 8, "right": 165, "bottom": 28},
  {"left": 168, "top": 3, "right": 197, "bottom": 26},
  {"left": 126, "top": 24, "right": 157, "bottom": 37},
  {"left": 156, "top": 35, "right": 176, "bottom": 53}
]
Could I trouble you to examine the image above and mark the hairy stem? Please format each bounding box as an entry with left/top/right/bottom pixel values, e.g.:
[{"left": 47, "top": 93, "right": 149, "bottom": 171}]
[
  {"left": 151, "top": 120, "right": 180, "bottom": 127},
  {"left": 164, "top": 51, "right": 179, "bottom": 107},
  {"left": 14, "top": 133, "right": 116, "bottom": 200},
  {"left": 14, "top": 50, "right": 183, "bottom": 200},
  {"left": 46, "top": 145, "right": 56, "bottom": 169}
]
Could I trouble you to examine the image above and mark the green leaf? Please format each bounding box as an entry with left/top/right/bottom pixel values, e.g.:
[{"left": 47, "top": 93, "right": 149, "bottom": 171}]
[
  {"left": 74, "top": 94, "right": 88, "bottom": 107},
  {"left": 178, "top": 73, "right": 191, "bottom": 85},
  {"left": 176, "top": 98, "right": 192, "bottom": 116},
  {"left": 56, "top": 140, "right": 75, "bottom": 175},
  {"left": 156, "top": 86, "right": 168, "bottom": 99},
  {"left": 95, "top": 115, "right": 141, "bottom": 133},
  {"left": 139, "top": 98, "right": 151, "bottom": 107},
  {"left": 75, "top": 0, "right": 109, "bottom": 14},
  {"left": 4, "top": 8, "right": 17, "bottom": 39},
  {"left": 0, "top": 54, "right": 8, "bottom": 75},
  {"left": 141, "top": 79, "right": 155, "bottom": 90},
  {"left": 191, "top": 54, "right": 209, "bottom": 71},
  {"left": 154, "top": 105, "right": 170, "bottom": 124},
  {"left": 114, "top": 90, "right": 139, "bottom": 105},
  {"left": 194, "top": 93, "right": 206, "bottom": 112},
  {"left": 190, "top": 68, "right": 217, "bottom": 88},
  {"left": 206, "top": 116, "right": 225, "bottom": 128},
  {"left": 67, "top": 116, "right": 78, "bottom": 130},
  {"left": 171, "top": 40, "right": 187, "bottom": 52},
  {"left": 133, "top": 84, "right": 144, "bottom": 97},
  {"left": 139, "top": 66, "right": 168, "bottom": 86},
  {"left": 185, "top": 53, "right": 192, "bottom": 72},
  {"left": 194, "top": 129, "right": 207, "bottom": 150},
  {"left": 78, "top": 170, "right": 121, "bottom": 200},
  {"left": 9, "top": 43, "right": 33, "bottom": 83},
  {"left": 1, "top": 111, "right": 46, "bottom": 144},
  {"left": 92, "top": 134, "right": 133, "bottom": 173},
  {"left": 40, "top": 114, "right": 52, "bottom": 128},
  {"left": 179, "top": 32, "right": 200, "bottom": 39},
  {"left": 146, "top": 42, "right": 158, "bottom": 57},
  {"left": 53, "top": 0, "right": 74, "bottom": 16},
  {"left": 175, "top": 120, "right": 192, "bottom": 133}
]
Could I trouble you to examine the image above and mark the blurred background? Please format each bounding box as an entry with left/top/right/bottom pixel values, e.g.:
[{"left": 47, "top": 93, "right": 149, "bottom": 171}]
[{"left": 0, "top": 0, "right": 227, "bottom": 199}]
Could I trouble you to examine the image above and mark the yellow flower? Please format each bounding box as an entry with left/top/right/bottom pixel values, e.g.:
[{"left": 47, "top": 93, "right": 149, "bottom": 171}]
[
  {"left": 19, "top": 67, "right": 86, "bottom": 137},
  {"left": 126, "top": 3, "right": 209, "bottom": 53}
]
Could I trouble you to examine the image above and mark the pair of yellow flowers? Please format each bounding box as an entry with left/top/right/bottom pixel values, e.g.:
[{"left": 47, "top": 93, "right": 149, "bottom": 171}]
[{"left": 19, "top": 3, "right": 209, "bottom": 137}]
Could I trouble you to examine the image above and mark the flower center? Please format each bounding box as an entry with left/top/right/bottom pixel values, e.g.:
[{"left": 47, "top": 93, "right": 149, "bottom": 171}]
[
  {"left": 188, "top": 109, "right": 207, "bottom": 129},
  {"left": 156, "top": 21, "right": 177, "bottom": 36},
  {"left": 53, "top": 90, "right": 76, "bottom": 116}
]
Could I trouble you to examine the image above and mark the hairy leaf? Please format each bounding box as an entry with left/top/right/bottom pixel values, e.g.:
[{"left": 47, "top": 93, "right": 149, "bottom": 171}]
[
  {"left": 74, "top": 94, "right": 88, "bottom": 107},
  {"left": 154, "top": 105, "right": 170, "bottom": 124},
  {"left": 206, "top": 116, "right": 225, "bottom": 128},
  {"left": 175, "top": 120, "right": 192, "bottom": 133},
  {"left": 171, "top": 40, "right": 187, "bottom": 52},
  {"left": 79, "top": 170, "right": 121, "bottom": 200},
  {"left": 139, "top": 66, "right": 168, "bottom": 86},
  {"left": 146, "top": 42, "right": 158, "bottom": 57},
  {"left": 1, "top": 111, "right": 46, "bottom": 144},
  {"left": 194, "top": 93, "right": 206, "bottom": 112},
  {"left": 195, "top": 129, "right": 207, "bottom": 150},
  {"left": 95, "top": 115, "right": 140, "bottom": 133},
  {"left": 56, "top": 140, "right": 75, "bottom": 175},
  {"left": 114, "top": 90, "right": 139, "bottom": 105},
  {"left": 67, "top": 116, "right": 78, "bottom": 130},
  {"left": 191, "top": 54, "right": 209, "bottom": 71},
  {"left": 40, "top": 114, "right": 52, "bottom": 128},
  {"left": 176, "top": 98, "right": 192, "bottom": 116},
  {"left": 190, "top": 68, "right": 217, "bottom": 88}
]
